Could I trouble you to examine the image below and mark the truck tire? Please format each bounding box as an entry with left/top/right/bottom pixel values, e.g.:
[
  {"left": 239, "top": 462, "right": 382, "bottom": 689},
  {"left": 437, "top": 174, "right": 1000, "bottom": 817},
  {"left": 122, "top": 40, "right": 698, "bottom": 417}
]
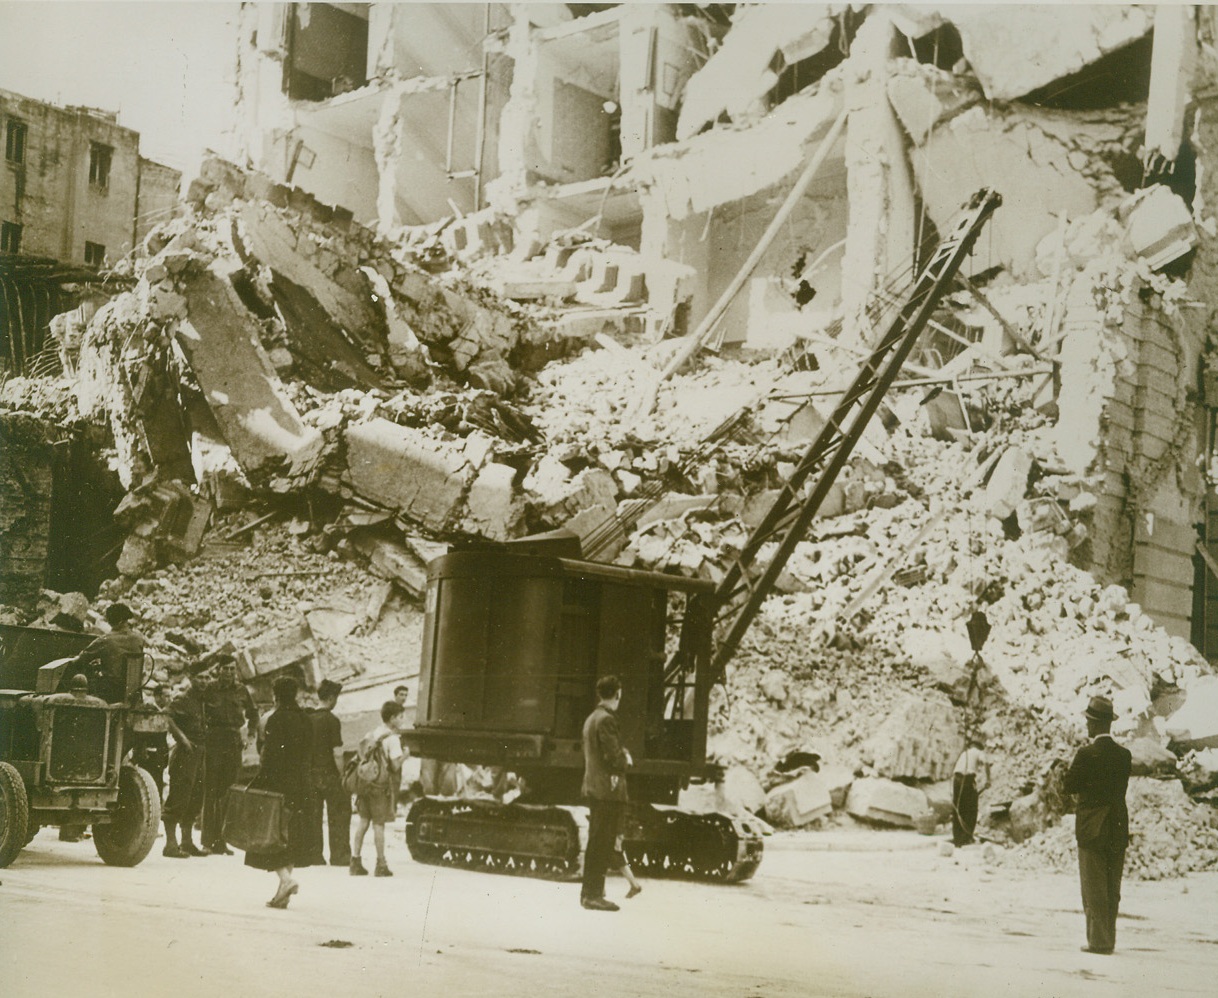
[
  {"left": 0, "top": 761, "right": 30, "bottom": 868},
  {"left": 93, "top": 764, "right": 160, "bottom": 867}
]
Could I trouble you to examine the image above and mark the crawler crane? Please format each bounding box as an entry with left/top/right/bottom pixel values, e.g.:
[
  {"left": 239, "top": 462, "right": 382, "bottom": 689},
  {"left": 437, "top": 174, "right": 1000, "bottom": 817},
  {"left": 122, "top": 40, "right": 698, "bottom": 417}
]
[{"left": 401, "top": 189, "right": 1002, "bottom": 882}]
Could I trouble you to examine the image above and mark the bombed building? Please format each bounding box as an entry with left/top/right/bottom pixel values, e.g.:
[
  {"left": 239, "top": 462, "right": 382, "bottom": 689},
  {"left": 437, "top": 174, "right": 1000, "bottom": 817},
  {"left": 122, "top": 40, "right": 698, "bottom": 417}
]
[{"left": 3, "top": 3, "right": 1218, "bottom": 877}]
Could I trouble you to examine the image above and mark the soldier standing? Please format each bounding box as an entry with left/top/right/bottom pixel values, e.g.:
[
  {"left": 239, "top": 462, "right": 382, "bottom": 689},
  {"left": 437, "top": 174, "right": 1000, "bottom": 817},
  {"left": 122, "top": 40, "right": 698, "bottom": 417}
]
[
  {"left": 163, "top": 671, "right": 208, "bottom": 858},
  {"left": 580, "top": 674, "right": 631, "bottom": 912},
  {"left": 199, "top": 656, "right": 259, "bottom": 855}
]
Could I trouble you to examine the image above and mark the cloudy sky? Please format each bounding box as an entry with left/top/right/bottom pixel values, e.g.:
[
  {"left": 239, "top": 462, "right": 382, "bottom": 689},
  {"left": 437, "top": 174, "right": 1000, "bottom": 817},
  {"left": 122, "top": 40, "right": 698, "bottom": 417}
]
[{"left": 0, "top": 2, "right": 240, "bottom": 177}]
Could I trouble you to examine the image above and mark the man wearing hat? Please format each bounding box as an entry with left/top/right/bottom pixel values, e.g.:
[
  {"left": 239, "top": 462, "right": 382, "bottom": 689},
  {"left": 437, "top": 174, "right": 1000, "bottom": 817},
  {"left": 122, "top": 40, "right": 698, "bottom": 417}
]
[
  {"left": 59, "top": 603, "right": 147, "bottom": 703},
  {"left": 40, "top": 673, "right": 107, "bottom": 707},
  {"left": 1063, "top": 695, "right": 1132, "bottom": 955}
]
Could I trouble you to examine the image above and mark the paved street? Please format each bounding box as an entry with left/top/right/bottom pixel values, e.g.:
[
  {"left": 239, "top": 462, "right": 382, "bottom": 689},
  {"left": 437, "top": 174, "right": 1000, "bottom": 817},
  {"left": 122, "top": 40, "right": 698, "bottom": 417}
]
[{"left": 5, "top": 823, "right": 1216, "bottom": 998}]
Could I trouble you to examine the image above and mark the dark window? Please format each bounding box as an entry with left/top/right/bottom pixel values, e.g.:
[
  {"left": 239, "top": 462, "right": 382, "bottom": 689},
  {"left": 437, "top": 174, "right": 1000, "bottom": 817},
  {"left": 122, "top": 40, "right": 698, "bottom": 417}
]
[
  {"left": 1, "top": 221, "right": 21, "bottom": 254},
  {"left": 284, "top": 3, "right": 369, "bottom": 101},
  {"left": 89, "top": 142, "right": 113, "bottom": 188},
  {"left": 84, "top": 241, "right": 105, "bottom": 267},
  {"left": 6, "top": 119, "right": 27, "bottom": 163}
]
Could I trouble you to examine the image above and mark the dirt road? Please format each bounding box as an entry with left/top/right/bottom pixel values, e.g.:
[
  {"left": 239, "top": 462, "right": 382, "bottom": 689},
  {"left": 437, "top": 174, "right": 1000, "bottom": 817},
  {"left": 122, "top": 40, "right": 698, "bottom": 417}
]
[{"left": 5, "top": 824, "right": 1216, "bottom": 997}]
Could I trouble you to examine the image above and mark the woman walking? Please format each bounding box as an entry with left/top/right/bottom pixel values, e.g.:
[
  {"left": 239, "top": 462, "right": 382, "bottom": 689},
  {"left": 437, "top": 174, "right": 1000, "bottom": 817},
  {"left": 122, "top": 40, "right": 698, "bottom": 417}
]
[{"left": 245, "top": 675, "right": 315, "bottom": 908}]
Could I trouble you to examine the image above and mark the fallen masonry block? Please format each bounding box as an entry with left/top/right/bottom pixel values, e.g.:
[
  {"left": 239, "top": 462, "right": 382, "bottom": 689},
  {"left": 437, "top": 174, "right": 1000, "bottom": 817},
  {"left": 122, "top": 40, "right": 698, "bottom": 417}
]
[
  {"left": 637, "top": 494, "right": 718, "bottom": 529},
  {"left": 922, "top": 780, "right": 955, "bottom": 826},
  {"left": 845, "top": 777, "right": 932, "bottom": 828},
  {"left": 236, "top": 620, "right": 323, "bottom": 693},
  {"left": 1006, "top": 788, "right": 1051, "bottom": 844},
  {"left": 1127, "top": 737, "right": 1178, "bottom": 777},
  {"left": 897, "top": 6, "right": 1154, "bottom": 102},
  {"left": 1120, "top": 185, "right": 1197, "bottom": 271},
  {"left": 562, "top": 504, "right": 622, "bottom": 559},
  {"left": 176, "top": 268, "right": 324, "bottom": 488},
  {"left": 343, "top": 418, "right": 487, "bottom": 533},
  {"left": 348, "top": 529, "right": 429, "bottom": 599},
  {"left": 721, "top": 764, "right": 767, "bottom": 816},
  {"left": 819, "top": 765, "right": 855, "bottom": 810},
  {"left": 1165, "top": 675, "right": 1218, "bottom": 750},
  {"left": 144, "top": 481, "right": 213, "bottom": 559},
  {"left": 764, "top": 771, "right": 832, "bottom": 828},
  {"left": 460, "top": 462, "right": 522, "bottom": 542},
  {"left": 860, "top": 694, "right": 963, "bottom": 782},
  {"left": 983, "top": 447, "right": 1033, "bottom": 520}
]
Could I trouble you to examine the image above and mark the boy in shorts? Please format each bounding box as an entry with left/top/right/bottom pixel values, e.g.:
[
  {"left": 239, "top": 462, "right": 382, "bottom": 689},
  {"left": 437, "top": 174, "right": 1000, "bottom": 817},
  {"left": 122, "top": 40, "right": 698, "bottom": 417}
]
[{"left": 350, "top": 700, "right": 406, "bottom": 877}]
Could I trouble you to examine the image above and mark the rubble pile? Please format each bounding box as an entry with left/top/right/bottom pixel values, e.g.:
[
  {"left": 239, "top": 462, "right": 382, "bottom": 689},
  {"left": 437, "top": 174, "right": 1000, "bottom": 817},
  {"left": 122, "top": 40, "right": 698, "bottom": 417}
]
[{"left": 1003, "top": 778, "right": 1218, "bottom": 881}]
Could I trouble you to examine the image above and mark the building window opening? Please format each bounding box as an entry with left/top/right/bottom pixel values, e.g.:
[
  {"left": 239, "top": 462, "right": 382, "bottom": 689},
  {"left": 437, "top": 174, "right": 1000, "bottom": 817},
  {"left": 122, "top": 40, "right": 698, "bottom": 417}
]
[
  {"left": 284, "top": 3, "right": 369, "bottom": 101},
  {"left": 89, "top": 142, "right": 113, "bottom": 188},
  {"left": 6, "top": 119, "right": 27, "bottom": 163},
  {"left": 1, "top": 221, "right": 21, "bottom": 254},
  {"left": 84, "top": 241, "right": 106, "bottom": 268}
]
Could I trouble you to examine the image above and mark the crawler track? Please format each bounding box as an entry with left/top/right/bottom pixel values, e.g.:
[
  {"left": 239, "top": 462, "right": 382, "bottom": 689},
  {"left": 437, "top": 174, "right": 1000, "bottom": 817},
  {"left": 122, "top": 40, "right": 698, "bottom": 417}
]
[{"left": 405, "top": 798, "right": 763, "bottom": 884}]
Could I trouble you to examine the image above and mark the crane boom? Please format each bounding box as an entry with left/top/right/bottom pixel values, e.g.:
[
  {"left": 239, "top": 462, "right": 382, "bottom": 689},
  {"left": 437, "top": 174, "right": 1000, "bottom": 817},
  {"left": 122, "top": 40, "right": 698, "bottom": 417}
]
[{"left": 705, "top": 188, "right": 1002, "bottom": 683}]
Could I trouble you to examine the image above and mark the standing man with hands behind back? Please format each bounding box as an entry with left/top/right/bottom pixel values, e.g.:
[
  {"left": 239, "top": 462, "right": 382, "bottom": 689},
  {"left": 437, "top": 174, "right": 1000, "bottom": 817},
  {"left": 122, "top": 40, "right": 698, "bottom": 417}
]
[
  {"left": 1063, "top": 695, "right": 1132, "bottom": 956},
  {"left": 580, "top": 674, "right": 631, "bottom": 912}
]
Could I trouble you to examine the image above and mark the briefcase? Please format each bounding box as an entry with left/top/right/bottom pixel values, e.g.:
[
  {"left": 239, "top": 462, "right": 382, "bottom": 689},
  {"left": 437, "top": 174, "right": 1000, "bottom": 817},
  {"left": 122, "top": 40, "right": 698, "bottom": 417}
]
[{"left": 222, "top": 785, "right": 289, "bottom": 853}]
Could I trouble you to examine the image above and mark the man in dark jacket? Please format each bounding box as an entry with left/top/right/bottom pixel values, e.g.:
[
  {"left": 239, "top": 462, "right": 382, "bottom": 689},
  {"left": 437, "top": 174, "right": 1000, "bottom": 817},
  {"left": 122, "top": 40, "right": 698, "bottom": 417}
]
[
  {"left": 304, "top": 680, "right": 351, "bottom": 866},
  {"left": 199, "top": 656, "right": 260, "bottom": 855},
  {"left": 1063, "top": 695, "right": 1132, "bottom": 955},
  {"left": 580, "top": 674, "right": 631, "bottom": 911}
]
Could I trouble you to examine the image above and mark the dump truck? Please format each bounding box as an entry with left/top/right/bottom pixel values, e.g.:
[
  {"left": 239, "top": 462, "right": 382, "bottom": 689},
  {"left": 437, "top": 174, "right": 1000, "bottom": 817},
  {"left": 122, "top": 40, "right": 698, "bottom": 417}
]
[
  {"left": 0, "top": 624, "right": 162, "bottom": 867},
  {"left": 402, "top": 190, "right": 1003, "bottom": 883}
]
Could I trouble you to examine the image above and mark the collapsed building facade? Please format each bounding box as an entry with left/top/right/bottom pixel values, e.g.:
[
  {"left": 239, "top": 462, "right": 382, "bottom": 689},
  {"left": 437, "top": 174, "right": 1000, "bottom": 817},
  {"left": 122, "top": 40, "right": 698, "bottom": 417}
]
[{"left": 4, "top": 4, "right": 1218, "bottom": 875}]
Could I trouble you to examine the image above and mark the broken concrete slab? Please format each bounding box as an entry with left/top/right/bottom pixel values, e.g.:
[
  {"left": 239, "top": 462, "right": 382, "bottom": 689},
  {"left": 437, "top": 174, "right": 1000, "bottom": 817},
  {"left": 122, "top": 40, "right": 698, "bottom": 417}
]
[
  {"left": 235, "top": 202, "right": 385, "bottom": 347},
  {"left": 721, "top": 765, "right": 767, "bottom": 816},
  {"left": 845, "top": 776, "right": 932, "bottom": 828},
  {"left": 764, "top": 770, "right": 833, "bottom": 828},
  {"left": 1127, "top": 737, "right": 1178, "bottom": 777},
  {"left": 885, "top": 59, "right": 981, "bottom": 147},
  {"left": 1165, "top": 675, "right": 1218, "bottom": 750},
  {"left": 983, "top": 447, "right": 1034, "bottom": 521},
  {"left": 896, "top": 6, "right": 1154, "bottom": 102},
  {"left": 347, "top": 528, "right": 429, "bottom": 599},
  {"left": 913, "top": 105, "right": 1106, "bottom": 280},
  {"left": 632, "top": 82, "right": 845, "bottom": 222},
  {"left": 460, "top": 461, "right": 522, "bottom": 541},
  {"left": 860, "top": 693, "right": 963, "bottom": 781},
  {"left": 343, "top": 418, "right": 488, "bottom": 532},
  {"left": 175, "top": 266, "right": 325, "bottom": 488},
  {"left": 677, "top": 4, "right": 838, "bottom": 140},
  {"left": 236, "top": 619, "right": 323, "bottom": 693},
  {"left": 1120, "top": 185, "right": 1197, "bottom": 271}
]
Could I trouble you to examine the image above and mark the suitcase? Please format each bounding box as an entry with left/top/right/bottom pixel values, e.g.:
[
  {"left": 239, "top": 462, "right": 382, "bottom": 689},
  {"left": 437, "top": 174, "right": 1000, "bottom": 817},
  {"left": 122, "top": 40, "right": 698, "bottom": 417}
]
[{"left": 222, "top": 785, "right": 289, "bottom": 853}]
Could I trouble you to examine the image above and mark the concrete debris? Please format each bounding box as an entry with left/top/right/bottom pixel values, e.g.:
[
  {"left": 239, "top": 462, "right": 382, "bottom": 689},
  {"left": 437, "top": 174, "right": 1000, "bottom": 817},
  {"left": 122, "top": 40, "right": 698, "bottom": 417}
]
[
  {"left": 860, "top": 694, "right": 963, "bottom": 782},
  {"left": 764, "top": 770, "right": 833, "bottom": 828},
  {"left": 236, "top": 619, "right": 323, "bottom": 693},
  {"left": 845, "top": 777, "right": 932, "bottom": 829},
  {"left": 1120, "top": 185, "right": 1197, "bottom": 271},
  {"left": 1127, "top": 737, "right": 1179, "bottom": 778},
  {"left": 343, "top": 418, "right": 487, "bottom": 533},
  {"left": 677, "top": 4, "right": 840, "bottom": 140},
  {"left": 897, "top": 6, "right": 1154, "bottom": 101},
  {"left": 176, "top": 265, "right": 325, "bottom": 489},
  {"left": 1006, "top": 777, "right": 1218, "bottom": 882},
  {"left": 1164, "top": 675, "right": 1218, "bottom": 750}
]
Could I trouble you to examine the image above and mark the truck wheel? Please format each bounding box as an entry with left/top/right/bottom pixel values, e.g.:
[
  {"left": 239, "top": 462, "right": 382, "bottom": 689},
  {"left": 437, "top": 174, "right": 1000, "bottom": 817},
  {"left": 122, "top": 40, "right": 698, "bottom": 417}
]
[
  {"left": 0, "top": 761, "right": 30, "bottom": 868},
  {"left": 93, "top": 764, "right": 160, "bottom": 867}
]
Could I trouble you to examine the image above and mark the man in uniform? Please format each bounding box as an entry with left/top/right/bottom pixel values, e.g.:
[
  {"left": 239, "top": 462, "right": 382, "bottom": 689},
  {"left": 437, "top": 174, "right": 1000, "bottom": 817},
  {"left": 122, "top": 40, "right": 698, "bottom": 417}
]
[
  {"left": 130, "top": 683, "right": 173, "bottom": 799},
  {"left": 580, "top": 674, "right": 631, "bottom": 912},
  {"left": 163, "top": 671, "right": 208, "bottom": 858},
  {"left": 198, "top": 655, "right": 259, "bottom": 855},
  {"left": 304, "top": 679, "right": 351, "bottom": 867},
  {"left": 1063, "top": 695, "right": 1132, "bottom": 955},
  {"left": 60, "top": 603, "right": 146, "bottom": 703}
]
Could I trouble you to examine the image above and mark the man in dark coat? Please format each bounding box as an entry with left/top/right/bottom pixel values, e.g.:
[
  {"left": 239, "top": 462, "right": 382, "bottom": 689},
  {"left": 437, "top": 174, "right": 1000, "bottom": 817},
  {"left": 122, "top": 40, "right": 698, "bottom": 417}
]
[
  {"left": 199, "top": 656, "right": 260, "bottom": 855},
  {"left": 304, "top": 680, "right": 351, "bottom": 866},
  {"left": 1063, "top": 695, "right": 1132, "bottom": 955},
  {"left": 580, "top": 674, "right": 631, "bottom": 912}
]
